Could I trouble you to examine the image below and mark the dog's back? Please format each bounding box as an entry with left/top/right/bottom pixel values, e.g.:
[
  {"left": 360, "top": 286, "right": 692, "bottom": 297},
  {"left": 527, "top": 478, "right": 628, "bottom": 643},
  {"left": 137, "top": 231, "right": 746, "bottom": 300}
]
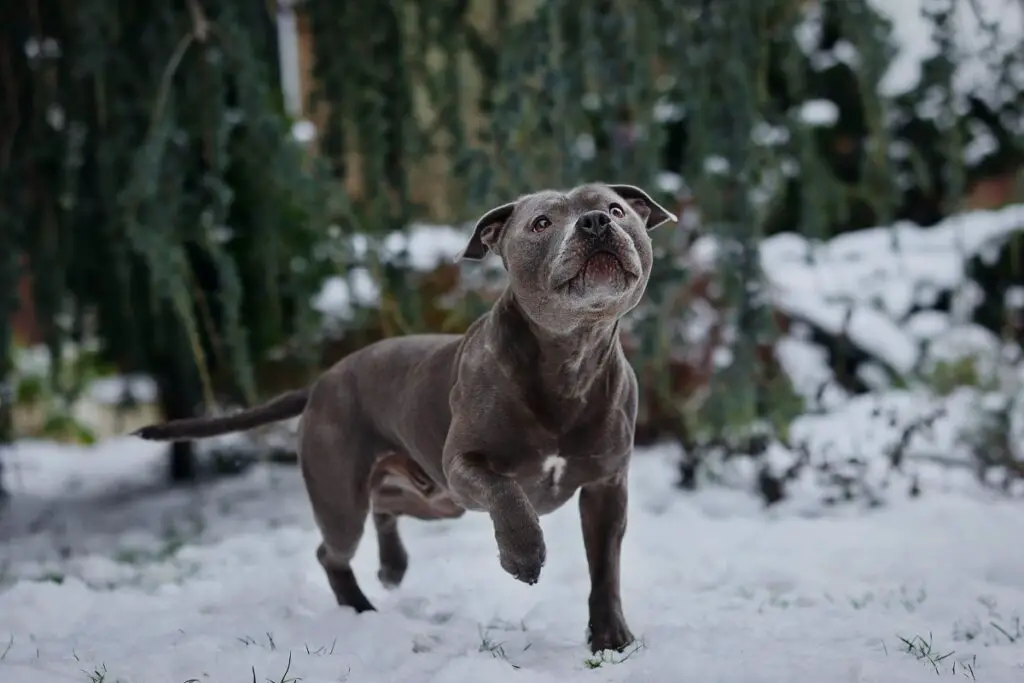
[{"left": 324, "top": 332, "right": 463, "bottom": 440}]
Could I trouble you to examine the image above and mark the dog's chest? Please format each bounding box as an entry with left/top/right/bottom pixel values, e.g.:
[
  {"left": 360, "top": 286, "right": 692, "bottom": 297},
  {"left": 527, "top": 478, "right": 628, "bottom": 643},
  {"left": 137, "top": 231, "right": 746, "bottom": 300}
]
[
  {"left": 539, "top": 453, "right": 570, "bottom": 490},
  {"left": 517, "top": 450, "right": 602, "bottom": 514},
  {"left": 515, "top": 451, "right": 574, "bottom": 511},
  {"left": 518, "top": 435, "right": 627, "bottom": 512},
  {"left": 480, "top": 401, "right": 633, "bottom": 513}
]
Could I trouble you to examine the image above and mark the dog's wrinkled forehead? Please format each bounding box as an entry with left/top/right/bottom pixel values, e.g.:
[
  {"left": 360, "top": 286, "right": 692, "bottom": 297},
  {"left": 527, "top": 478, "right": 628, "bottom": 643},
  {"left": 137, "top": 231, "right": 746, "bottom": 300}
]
[
  {"left": 511, "top": 185, "right": 628, "bottom": 227},
  {"left": 456, "top": 182, "right": 676, "bottom": 262}
]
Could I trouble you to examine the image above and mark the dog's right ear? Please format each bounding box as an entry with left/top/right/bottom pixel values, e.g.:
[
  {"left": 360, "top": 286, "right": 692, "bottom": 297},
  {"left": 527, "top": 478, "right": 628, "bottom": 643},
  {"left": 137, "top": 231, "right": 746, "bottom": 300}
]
[
  {"left": 607, "top": 184, "right": 678, "bottom": 230},
  {"left": 456, "top": 201, "right": 517, "bottom": 262}
]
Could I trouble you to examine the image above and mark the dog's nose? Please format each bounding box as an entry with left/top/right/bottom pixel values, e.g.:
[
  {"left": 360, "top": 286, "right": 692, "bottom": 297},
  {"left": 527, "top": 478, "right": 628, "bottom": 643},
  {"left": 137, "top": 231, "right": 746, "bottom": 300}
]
[{"left": 576, "top": 210, "right": 612, "bottom": 237}]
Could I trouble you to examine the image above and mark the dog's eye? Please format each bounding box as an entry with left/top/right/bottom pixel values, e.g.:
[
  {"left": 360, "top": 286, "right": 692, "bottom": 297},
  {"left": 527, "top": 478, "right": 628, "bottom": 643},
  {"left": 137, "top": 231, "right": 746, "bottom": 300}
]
[
  {"left": 609, "top": 204, "right": 626, "bottom": 219},
  {"left": 532, "top": 216, "right": 552, "bottom": 232}
]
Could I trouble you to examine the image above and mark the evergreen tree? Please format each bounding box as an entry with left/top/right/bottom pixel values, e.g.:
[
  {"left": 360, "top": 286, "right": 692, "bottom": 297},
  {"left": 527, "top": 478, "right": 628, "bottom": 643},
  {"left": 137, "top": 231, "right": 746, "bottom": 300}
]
[
  {"left": 2, "top": 0, "right": 1020, "bottom": 493},
  {"left": 2, "top": 1, "right": 338, "bottom": 481}
]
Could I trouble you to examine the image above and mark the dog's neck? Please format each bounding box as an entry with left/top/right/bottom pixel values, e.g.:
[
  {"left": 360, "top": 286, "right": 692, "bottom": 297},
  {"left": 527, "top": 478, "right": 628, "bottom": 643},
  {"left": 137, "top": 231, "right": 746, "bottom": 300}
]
[{"left": 487, "top": 290, "right": 621, "bottom": 423}]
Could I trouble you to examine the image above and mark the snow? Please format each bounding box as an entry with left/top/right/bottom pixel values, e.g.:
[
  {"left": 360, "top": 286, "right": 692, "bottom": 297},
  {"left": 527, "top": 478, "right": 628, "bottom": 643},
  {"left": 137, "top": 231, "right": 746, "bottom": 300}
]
[
  {"left": 964, "top": 119, "right": 1000, "bottom": 166},
  {"left": 751, "top": 122, "right": 791, "bottom": 147},
  {"left": 85, "top": 375, "right": 158, "bottom": 406},
  {"left": 798, "top": 99, "right": 840, "bottom": 127},
  {"left": 703, "top": 156, "right": 730, "bottom": 175},
  {"left": 375, "top": 224, "right": 471, "bottom": 271},
  {"left": 313, "top": 224, "right": 471, "bottom": 321},
  {"left": 654, "top": 171, "right": 685, "bottom": 195},
  {"left": 4, "top": 205, "right": 1024, "bottom": 682},
  {"left": 574, "top": 134, "right": 597, "bottom": 160},
  {"left": 8, "top": 9, "right": 1024, "bottom": 678},
  {"left": 1, "top": 434, "right": 1024, "bottom": 683},
  {"left": 1007, "top": 286, "right": 1024, "bottom": 311},
  {"left": 761, "top": 204, "right": 1024, "bottom": 319},
  {"left": 775, "top": 292, "right": 921, "bottom": 374},
  {"left": 775, "top": 335, "right": 850, "bottom": 409},
  {"left": 291, "top": 120, "right": 317, "bottom": 143},
  {"left": 7, "top": 194, "right": 1023, "bottom": 682},
  {"left": 312, "top": 269, "right": 380, "bottom": 321},
  {"left": 794, "top": 5, "right": 865, "bottom": 73},
  {"left": 865, "top": 0, "right": 1024, "bottom": 104},
  {"left": 759, "top": 203, "right": 1024, "bottom": 374},
  {"left": 790, "top": 387, "right": 979, "bottom": 470}
]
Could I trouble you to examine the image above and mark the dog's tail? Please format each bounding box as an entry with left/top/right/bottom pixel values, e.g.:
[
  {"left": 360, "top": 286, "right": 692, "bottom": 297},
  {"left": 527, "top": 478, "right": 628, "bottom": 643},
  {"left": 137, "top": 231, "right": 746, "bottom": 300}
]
[{"left": 131, "top": 388, "right": 309, "bottom": 442}]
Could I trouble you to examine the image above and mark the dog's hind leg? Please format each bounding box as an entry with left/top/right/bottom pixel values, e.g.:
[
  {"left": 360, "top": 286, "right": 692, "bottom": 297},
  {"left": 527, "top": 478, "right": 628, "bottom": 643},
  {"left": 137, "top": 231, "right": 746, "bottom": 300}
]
[
  {"left": 298, "top": 384, "right": 380, "bottom": 613},
  {"left": 367, "top": 454, "right": 467, "bottom": 589},
  {"left": 373, "top": 512, "right": 409, "bottom": 589}
]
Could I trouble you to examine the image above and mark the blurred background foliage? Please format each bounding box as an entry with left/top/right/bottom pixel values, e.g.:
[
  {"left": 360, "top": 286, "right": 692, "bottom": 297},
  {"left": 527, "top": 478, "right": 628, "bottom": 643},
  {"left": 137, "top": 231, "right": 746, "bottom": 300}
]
[{"left": 1, "top": 0, "right": 1022, "bottom": 495}]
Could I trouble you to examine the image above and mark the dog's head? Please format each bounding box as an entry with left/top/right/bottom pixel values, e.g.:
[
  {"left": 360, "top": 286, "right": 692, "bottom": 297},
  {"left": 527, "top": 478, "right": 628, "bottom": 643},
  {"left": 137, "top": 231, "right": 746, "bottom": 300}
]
[{"left": 457, "top": 183, "right": 676, "bottom": 332}]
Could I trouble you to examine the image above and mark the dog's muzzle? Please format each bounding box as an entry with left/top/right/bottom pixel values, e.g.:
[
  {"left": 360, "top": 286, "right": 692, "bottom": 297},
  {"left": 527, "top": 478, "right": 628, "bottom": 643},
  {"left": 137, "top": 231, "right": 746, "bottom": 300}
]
[{"left": 575, "top": 210, "right": 612, "bottom": 239}]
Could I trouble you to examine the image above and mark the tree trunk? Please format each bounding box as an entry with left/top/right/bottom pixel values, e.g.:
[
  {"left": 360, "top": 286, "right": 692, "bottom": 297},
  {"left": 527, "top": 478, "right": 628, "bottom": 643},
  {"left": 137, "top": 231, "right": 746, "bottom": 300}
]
[
  {"left": 154, "top": 350, "right": 204, "bottom": 484},
  {"left": 0, "top": 253, "right": 17, "bottom": 505}
]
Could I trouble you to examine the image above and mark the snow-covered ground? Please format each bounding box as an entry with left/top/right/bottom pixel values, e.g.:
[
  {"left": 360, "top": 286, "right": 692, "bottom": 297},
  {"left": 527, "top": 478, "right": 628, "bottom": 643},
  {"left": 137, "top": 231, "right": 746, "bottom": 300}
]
[
  {"left": 4, "top": 1, "right": 1023, "bottom": 680},
  {"left": 5, "top": 190, "right": 1023, "bottom": 683},
  {"left": 1, "top": 436, "right": 1023, "bottom": 683},
  {"left": 4, "top": 199, "right": 1024, "bottom": 683}
]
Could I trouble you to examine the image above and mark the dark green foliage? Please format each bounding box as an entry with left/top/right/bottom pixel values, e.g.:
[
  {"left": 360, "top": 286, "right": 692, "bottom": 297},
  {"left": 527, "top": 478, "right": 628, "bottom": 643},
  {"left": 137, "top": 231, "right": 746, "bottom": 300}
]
[
  {"left": 2, "top": 0, "right": 1022, "bottom": 492},
  {"left": 2, "top": 0, "right": 341, "bottom": 479}
]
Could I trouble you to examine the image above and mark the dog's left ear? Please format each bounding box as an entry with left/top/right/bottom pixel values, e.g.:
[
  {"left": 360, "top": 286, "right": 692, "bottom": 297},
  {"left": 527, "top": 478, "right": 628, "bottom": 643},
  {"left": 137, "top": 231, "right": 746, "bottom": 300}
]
[
  {"left": 608, "top": 184, "right": 678, "bottom": 230},
  {"left": 456, "top": 201, "right": 517, "bottom": 261}
]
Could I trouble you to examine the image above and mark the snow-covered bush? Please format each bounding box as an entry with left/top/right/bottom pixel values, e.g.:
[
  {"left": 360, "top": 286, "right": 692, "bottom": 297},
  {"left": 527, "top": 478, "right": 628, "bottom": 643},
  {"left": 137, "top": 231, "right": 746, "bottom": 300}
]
[
  {"left": 671, "top": 203, "right": 1024, "bottom": 507},
  {"left": 649, "top": 0, "right": 1024, "bottom": 507}
]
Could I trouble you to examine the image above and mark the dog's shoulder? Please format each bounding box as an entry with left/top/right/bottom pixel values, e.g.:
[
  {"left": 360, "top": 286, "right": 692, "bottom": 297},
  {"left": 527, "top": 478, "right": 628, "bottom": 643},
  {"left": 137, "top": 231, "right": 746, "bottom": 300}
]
[{"left": 452, "top": 312, "right": 512, "bottom": 377}]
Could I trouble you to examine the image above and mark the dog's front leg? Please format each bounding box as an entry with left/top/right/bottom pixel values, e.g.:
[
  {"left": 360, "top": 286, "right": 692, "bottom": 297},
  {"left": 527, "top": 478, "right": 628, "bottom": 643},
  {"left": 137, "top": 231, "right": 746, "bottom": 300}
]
[
  {"left": 579, "top": 470, "right": 635, "bottom": 653},
  {"left": 445, "top": 452, "right": 546, "bottom": 585}
]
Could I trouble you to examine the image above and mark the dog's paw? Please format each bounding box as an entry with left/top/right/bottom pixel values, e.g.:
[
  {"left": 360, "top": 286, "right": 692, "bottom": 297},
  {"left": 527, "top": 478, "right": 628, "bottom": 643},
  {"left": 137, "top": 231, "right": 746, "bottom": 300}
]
[
  {"left": 493, "top": 517, "right": 546, "bottom": 585},
  {"left": 377, "top": 543, "right": 409, "bottom": 590},
  {"left": 587, "top": 615, "right": 635, "bottom": 654},
  {"left": 377, "top": 561, "right": 407, "bottom": 590}
]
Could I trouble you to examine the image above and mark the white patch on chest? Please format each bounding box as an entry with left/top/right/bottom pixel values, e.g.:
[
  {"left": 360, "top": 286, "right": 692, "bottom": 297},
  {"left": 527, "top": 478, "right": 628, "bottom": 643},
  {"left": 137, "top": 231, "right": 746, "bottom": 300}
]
[{"left": 541, "top": 454, "right": 568, "bottom": 490}]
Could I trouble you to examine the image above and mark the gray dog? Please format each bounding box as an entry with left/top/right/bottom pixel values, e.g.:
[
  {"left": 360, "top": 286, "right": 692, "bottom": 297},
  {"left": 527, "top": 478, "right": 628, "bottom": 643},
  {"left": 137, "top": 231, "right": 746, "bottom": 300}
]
[{"left": 133, "top": 182, "right": 676, "bottom": 653}]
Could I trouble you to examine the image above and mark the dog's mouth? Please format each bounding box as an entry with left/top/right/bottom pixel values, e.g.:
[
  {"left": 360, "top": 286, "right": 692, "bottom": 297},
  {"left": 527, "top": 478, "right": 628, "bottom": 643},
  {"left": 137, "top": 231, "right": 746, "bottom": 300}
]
[{"left": 557, "top": 249, "right": 637, "bottom": 294}]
